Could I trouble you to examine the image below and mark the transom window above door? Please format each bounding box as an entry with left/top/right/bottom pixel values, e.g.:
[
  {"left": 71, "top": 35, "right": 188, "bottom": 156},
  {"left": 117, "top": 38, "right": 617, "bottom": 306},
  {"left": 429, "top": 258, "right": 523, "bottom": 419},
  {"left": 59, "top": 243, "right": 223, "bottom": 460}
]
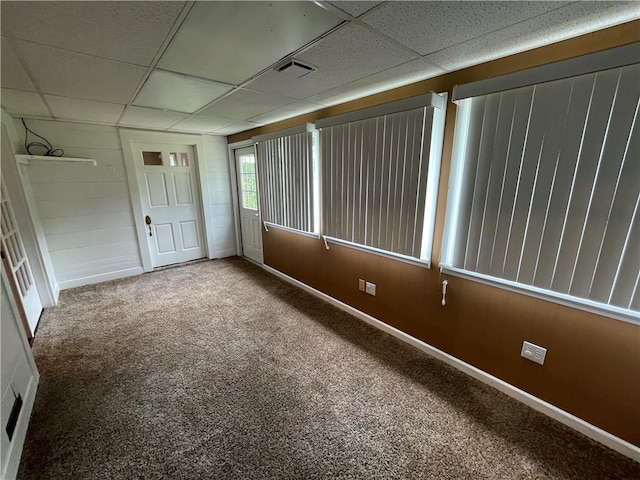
[{"left": 142, "top": 150, "right": 190, "bottom": 167}]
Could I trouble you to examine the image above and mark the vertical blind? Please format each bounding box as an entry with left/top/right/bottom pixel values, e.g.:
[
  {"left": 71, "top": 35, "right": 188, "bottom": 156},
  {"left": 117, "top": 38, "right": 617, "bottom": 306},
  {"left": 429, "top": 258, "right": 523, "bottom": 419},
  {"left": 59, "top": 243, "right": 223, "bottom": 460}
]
[
  {"left": 256, "top": 130, "right": 315, "bottom": 233},
  {"left": 320, "top": 104, "right": 439, "bottom": 260},
  {"left": 447, "top": 63, "right": 639, "bottom": 314}
]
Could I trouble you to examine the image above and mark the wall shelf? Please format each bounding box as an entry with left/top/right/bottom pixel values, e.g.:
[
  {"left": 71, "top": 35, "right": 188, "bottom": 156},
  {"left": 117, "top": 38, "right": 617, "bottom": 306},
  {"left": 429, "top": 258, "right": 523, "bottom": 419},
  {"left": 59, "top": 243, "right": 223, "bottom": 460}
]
[{"left": 15, "top": 154, "right": 97, "bottom": 166}]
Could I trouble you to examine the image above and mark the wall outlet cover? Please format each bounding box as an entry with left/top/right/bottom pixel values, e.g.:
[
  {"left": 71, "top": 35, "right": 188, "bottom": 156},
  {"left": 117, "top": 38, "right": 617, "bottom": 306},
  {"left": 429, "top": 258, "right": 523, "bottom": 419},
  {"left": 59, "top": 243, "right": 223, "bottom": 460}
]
[
  {"left": 365, "top": 281, "right": 376, "bottom": 296},
  {"left": 521, "top": 341, "right": 547, "bottom": 365}
]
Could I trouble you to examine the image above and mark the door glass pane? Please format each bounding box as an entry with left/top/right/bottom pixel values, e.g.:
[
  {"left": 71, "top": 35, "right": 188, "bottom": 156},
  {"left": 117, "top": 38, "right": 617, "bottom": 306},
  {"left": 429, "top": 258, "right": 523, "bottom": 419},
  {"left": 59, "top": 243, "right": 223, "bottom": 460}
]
[
  {"left": 143, "top": 151, "right": 163, "bottom": 166},
  {"left": 239, "top": 154, "right": 258, "bottom": 210},
  {"left": 169, "top": 152, "right": 189, "bottom": 166}
]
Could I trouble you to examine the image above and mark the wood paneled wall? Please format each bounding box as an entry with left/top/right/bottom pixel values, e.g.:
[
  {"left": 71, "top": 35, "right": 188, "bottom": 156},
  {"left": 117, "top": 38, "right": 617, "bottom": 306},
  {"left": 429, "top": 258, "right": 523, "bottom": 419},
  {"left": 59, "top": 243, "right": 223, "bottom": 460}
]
[{"left": 231, "top": 22, "right": 640, "bottom": 446}]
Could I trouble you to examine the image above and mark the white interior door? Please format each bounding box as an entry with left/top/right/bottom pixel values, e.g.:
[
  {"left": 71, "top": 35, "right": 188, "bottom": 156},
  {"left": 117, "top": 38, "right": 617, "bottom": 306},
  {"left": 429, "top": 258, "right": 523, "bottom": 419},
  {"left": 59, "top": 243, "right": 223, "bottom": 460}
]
[
  {"left": 0, "top": 179, "right": 42, "bottom": 338},
  {"left": 235, "top": 147, "right": 263, "bottom": 264},
  {"left": 135, "top": 143, "right": 205, "bottom": 268}
]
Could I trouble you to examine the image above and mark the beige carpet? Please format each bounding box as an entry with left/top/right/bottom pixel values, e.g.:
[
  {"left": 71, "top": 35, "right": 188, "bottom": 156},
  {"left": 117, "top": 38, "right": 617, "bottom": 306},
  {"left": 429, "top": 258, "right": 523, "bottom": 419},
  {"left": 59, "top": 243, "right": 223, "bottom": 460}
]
[{"left": 18, "top": 257, "right": 639, "bottom": 479}]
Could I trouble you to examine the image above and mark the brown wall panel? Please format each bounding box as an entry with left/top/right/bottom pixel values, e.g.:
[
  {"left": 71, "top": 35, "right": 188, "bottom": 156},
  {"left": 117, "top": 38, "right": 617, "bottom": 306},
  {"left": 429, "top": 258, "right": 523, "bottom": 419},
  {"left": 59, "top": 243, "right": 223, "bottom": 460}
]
[{"left": 241, "top": 21, "right": 640, "bottom": 446}]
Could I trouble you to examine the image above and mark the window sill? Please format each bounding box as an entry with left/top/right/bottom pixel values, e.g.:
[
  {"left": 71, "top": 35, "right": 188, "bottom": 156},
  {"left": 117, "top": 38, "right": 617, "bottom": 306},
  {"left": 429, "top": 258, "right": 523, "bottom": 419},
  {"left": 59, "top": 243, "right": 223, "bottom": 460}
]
[
  {"left": 324, "top": 236, "right": 431, "bottom": 269},
  {"left": 263, "top": 222, "right": 320, "bottom": 239},
  {"left": 440, "top": 266, "right": 639, "bottom": 325}
]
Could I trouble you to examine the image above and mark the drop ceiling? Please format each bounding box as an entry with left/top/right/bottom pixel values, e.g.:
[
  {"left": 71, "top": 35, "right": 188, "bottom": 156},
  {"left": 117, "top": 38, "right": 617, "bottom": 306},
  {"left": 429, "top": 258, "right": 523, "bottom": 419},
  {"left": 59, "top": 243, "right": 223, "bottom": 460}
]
[{"left": 1, "top": 1, "right": 638, "bottom": 137}]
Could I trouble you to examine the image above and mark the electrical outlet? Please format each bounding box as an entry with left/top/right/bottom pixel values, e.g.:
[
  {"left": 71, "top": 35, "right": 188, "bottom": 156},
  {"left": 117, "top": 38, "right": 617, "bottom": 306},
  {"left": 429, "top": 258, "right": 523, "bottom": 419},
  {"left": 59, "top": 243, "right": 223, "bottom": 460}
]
[
  {"left": 365, "top": 281, "right": 376, "bottom": 296},
  {"left": 521, "top": 341, "right": 547, "bottom": 365},
  {"left": 358, "top": 279, "right": 365, "bottom": 292}
]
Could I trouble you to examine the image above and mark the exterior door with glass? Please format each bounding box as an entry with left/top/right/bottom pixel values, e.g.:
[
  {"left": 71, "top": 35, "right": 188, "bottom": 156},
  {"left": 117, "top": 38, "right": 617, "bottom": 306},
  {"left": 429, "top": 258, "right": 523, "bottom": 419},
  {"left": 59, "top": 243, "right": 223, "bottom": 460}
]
[
  {"left": 1, "top": 179, "right": 42, "bottom": 338},
  {"left": 135, "top": 143, "right": 205, "bottom": 268},
  {"left": 235, "top": 147, "right": 263, "bottom": 263}
]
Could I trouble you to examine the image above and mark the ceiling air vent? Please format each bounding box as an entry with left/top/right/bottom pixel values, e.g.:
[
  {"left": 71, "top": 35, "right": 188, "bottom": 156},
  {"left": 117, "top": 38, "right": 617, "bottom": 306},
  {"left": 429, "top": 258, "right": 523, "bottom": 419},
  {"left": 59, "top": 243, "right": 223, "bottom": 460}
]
[{"left": 276, "top": 60, "right": 316, "bottom": 78}]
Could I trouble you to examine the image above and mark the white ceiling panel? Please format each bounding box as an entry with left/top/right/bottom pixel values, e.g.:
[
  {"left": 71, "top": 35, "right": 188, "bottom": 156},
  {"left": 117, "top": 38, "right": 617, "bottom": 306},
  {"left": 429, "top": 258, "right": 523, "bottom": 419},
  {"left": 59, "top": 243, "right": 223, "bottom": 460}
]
[
  {"left": 1, "top": 89, "right": 51, "bottom": 118},
  {"left": 211, "top": 121, "right": 265, "bottom": 136},
  {"left": 157, "top": 1, "right": 344, "bottom": 85},
  {"left": 199, "top": 89, "right": 296, "bottom": 120},
  {"left": 248, "top": 100, "right": 324, "bottom": 124},
  {"left": 427, "top": 1, "right": 640, "bottom": 72},
  {"left": 169, "top": 115, "right": 238, "bottom": 134},
  {"left": 13, "top": 40, "right": 147, "bottom": 104},
  {"left": 44, "top": 95, "right": 125, "bottom": 124},
  {"left": 1, "top": 38, "right": 36, "bottom": 91},
  {"left": 0, "top": 1, "right": 186, "bottom": 66},
  {"left": 328, "top": 1, "right": 383, "bottom": 18},
  {"left": 119, "top": 106, "right": 188, "bottom": 130},
  {"left": 306, "top": 58, "right": 445, "bottom": 107},
  {"left": 361, "top": 1, "right": 569, "bottom": 56},
  {"left": 134, "top": 71, "right": 231, "bottom": 114},
  {"left": 247, "top": 23, "right": 418, "bottom": 99}
]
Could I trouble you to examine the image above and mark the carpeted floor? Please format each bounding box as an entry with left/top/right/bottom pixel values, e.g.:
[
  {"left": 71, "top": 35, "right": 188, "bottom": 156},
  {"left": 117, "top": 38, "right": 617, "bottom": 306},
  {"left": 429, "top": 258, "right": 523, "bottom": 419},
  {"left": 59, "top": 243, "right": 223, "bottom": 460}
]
[{"left": 18, "top": 257, "right": 639, "bottom": 479}]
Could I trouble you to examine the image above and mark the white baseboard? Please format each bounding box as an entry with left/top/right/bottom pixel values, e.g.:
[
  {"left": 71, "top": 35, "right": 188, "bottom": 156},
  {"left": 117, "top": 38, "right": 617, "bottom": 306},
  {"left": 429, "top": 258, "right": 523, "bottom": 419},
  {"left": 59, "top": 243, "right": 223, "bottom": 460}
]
[
  {"left": 2, "top": 376, "right": 38, "bottom": 480},
  {"left": 263, "top": 264, "right": 640, "bottom": 462},
  {"left": 58, "top": 267, "right": 144, "bottom": 290}
]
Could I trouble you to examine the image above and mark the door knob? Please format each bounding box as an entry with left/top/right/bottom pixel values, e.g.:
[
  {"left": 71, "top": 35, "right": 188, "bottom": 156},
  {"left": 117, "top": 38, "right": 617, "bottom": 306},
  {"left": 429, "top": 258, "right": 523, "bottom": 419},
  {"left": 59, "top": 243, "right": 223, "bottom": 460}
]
[{"left": 145, "top": 215, "right": 152, "bottom": 236}]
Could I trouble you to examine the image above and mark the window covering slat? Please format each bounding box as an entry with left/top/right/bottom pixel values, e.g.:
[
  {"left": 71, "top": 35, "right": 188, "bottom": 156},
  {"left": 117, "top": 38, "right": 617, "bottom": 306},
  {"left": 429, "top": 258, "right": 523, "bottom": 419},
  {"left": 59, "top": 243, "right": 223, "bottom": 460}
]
[
  {"left": 256, "top": 130, "right": 315, "bottom": 233},
  {"left": 446, "top": 62, "right": 640, "bottom": 317},
  {"left": 321, "top": 106, "right": 439, "bottom": 259}
]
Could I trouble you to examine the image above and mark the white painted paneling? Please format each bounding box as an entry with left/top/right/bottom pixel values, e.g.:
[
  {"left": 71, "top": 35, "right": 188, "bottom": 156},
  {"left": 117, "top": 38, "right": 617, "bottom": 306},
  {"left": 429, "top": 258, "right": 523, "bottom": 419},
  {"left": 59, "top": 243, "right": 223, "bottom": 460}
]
[
  {"left": 32, "top": 182, "right": 130, "bottom": 202},
  {"left": 202, "top": 135, "right": 236, "bottom": 258},
  {"left": 35, "top": 197, "right": 133, "bottom": 218},
  {"left": 14, "top": 119, "right": 143, "bottom": 289},
  {"left": 213, "top": 227, "right": 237, "bottom": 253},
  {"left": 211, "top": 203, "right": 233, "bottom": 218},
  {"left": 41, "top": 212, "right": 135, "bottom": 236},
  {"left": 44, "top": 231, "right": 91, "bottom": 252}
]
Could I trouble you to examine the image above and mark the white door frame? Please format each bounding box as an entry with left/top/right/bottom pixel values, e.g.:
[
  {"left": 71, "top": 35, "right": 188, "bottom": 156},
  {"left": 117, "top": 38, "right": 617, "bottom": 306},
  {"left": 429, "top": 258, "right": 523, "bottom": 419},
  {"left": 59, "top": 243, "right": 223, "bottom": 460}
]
[
  {"left": 227, "top": 139, "right": 252, "bottom": 258},
  {"left": 120, "top": 129, "right": 212, "bottom": 272},
  {"left": 1, "top": 124, "right": 58, "bottom": 307}
]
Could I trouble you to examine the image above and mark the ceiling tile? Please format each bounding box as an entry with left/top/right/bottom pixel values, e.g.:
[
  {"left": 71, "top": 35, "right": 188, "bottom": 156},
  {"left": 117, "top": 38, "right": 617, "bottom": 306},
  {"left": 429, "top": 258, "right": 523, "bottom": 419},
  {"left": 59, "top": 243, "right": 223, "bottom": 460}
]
[
  {"left": 133, "top": 70, "right": 232, "bottom": 114},
  {"left": 199, "top": 89, "right": 296, "bottom": 120},
  {"left": 211, "top": 121, "right": 265, "bottom": 136},
  {"left": 13, "top": 40, "right": 147, "bottom": 104},
  {"left": 427, "top": 1, "right": 640, "bottom": 72},
  {"left": 248, "top": 100, "right": 324, "bottom": 125},
  {"left": 1, "top": 38, "right": 36, "bottom": 91},
  {"left": 0, "top": 1, "right": 186, "bottom": 66},
  {"left": 119, "top": 107, "right": 188, "bottom": 130},
  {"left": 44, "top": 95, "right": 125, "bottom": 124},
  {"left": 247, "top": 23, "right": 418, "bottom": 99},
  {"left": 361, "top": 1, "right": 569, "bottom": 56},
  {"left": 1, "top": 89, "right": 51, "bottom": 117},
  {"left": 328, "top": 1, "right": 383, "bottom": 17},
  {"left": 306, "top": 58, "right": 445, "bottom": 107},
  {"left": 158, "top": 1, "right": 343, "bottom": 85},
  {"left": 169, "top": 115, "right": 237, "bottom": 133}
]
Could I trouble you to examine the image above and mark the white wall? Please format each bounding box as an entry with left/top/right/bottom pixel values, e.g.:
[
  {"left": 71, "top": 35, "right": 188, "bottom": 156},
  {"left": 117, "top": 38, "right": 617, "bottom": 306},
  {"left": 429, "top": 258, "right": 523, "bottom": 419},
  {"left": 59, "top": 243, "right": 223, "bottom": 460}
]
[
  {"left": 1, "top": 274, "right": 39, "bottom": 480},
  {"left": 12, "top": 118, "right": 238, "bottom": 289},
  {"left": 2, "top": 113, "right": 59, "bottom": 307},
  {"left": 14, "top": 119, "right": 143, "bottom": 289},
  {"left": 203, "top": 135, "right": 236, "bottom": 258}
]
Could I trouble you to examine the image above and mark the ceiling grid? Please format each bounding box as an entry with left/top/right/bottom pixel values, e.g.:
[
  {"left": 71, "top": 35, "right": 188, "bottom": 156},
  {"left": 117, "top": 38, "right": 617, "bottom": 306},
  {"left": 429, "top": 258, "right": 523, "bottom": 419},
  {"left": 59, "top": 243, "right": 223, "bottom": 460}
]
[{"left": 0, "top": 1, "right": 637, "bottom": 135}]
